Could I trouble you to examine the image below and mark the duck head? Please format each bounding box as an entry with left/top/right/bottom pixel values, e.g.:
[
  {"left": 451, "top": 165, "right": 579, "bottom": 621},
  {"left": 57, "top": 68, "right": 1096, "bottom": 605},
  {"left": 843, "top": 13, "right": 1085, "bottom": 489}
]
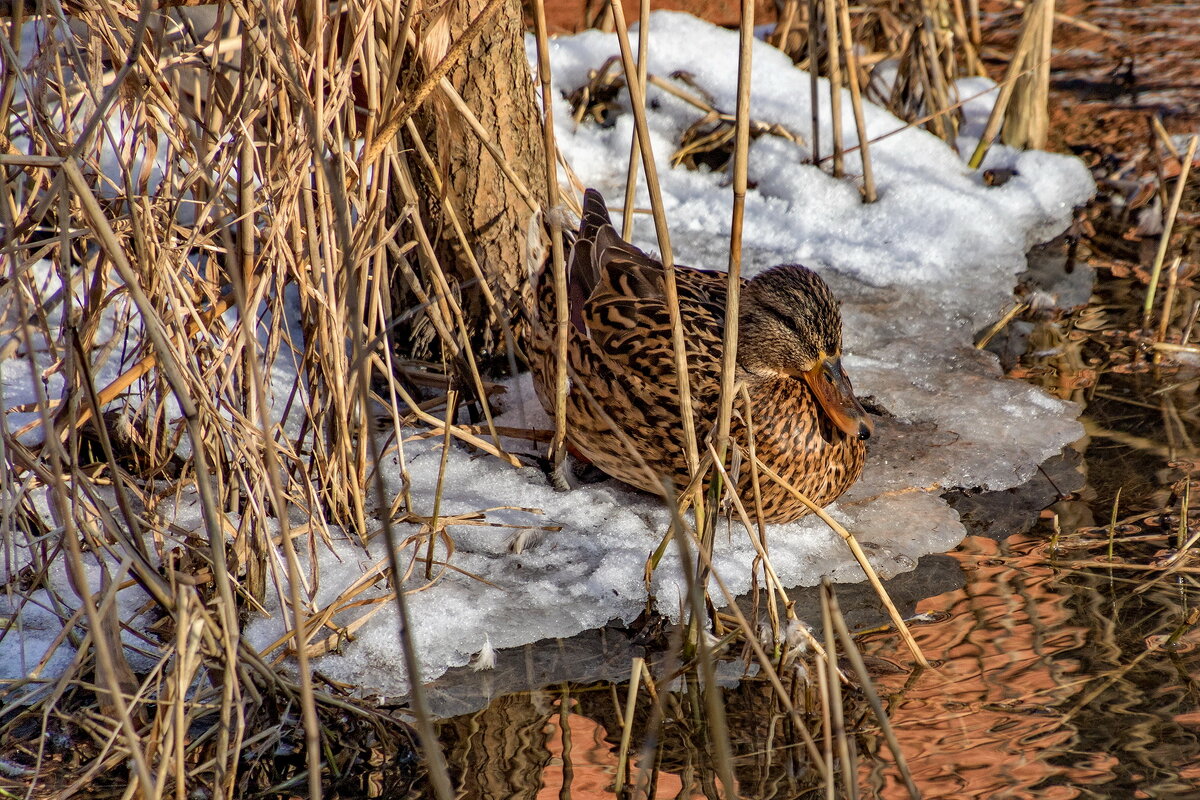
[{"left": 737, "top": 265, "right": 873, "bottom": 441}]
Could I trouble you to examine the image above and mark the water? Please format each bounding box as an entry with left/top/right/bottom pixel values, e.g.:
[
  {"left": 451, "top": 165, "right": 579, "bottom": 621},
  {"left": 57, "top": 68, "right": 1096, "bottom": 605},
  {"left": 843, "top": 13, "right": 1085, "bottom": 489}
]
[
  {"left": 418, "top": 243, "right": 1200, "bottom": 800},
  {"left": 860, "top": 532, "right": 1200, "bottom": 798}
]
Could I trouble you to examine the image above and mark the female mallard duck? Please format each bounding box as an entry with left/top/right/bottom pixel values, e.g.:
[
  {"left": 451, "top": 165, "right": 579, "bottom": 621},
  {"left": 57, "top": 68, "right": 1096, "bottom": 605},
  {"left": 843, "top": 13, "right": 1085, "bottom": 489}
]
[{"left": 528, "top": 188, "right": 871, "bottom": 523}]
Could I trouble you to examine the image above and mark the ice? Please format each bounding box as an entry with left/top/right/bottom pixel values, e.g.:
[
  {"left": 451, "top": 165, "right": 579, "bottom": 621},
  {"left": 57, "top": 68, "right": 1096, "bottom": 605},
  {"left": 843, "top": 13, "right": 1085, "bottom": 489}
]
[
  {"left": 3, "top": 12, "right": 1093, "bottom": 698},
  {"left": 0, "top": 541, "right": 155, "bottom": 700},
  {"left": 260, "top": 13, "right": 1086, "bottom": 695},
  {"left": 840, "top": 284, "right": 1081, "bottom": 495}
]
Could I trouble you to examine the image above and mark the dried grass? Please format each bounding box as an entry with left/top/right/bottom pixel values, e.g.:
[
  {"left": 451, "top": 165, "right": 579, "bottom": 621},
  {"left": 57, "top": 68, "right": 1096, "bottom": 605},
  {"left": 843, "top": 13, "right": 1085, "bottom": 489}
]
[
  {"left": 0, "top": 0, "right": 488, "bottom": 794},
  {"left": 0, "top": 0, "right": 1053, "bottom": 794},
  {"left": 771, "top": 0, "right": 987, "bottom": 155}
]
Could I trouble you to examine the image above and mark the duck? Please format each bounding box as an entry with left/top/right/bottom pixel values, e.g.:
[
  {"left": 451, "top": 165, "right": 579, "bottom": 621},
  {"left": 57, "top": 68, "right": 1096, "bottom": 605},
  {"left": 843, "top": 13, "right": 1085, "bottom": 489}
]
[{"left": 527, "top": 188, "right": 871, "bottom": 523}]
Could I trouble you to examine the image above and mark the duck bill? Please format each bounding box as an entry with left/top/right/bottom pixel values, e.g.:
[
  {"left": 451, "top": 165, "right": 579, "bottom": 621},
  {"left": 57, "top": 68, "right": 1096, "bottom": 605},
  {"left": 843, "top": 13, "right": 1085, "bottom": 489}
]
[{"left": 801, "top": 358, "right": 873, "bottom": 440}]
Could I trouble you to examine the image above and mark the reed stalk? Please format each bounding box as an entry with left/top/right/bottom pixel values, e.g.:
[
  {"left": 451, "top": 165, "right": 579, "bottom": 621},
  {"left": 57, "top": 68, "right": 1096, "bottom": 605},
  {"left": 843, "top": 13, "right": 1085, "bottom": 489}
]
[
  {"left": 915, "top": 34, "right": 944, "bottom": 142},
  {"left": 808, "top": 0, "right": 821, "bottom": 160},
  {"left": 715, "top": 0, "right": 754, "bottom": 454},
  {"left": 949, "top": 0, "right": 983, "bottom": 74},
  {"left": 426, "top": 389, "right": 458, "bottom": 579},
  {"left": 1142, "top": 136, "right": 1198, "bottom": 329},
  {"left": 827, "top": 580, "right": 922, "bottom": 799},
  {"left": 530, "top": 0, "right": 570, "bottom": 475},
  {"left": 820, "top": 581, "right": 859, "bottom": 800},
  {"left": 605, "top": 0, "right": 705, "bottom": 538},
  {"left": 816, "top": 653, "right": 835, "bottom": 800},
  {"left": 1182, "top": 300, "right": 1200, "bottom": 345},
  {"left": 1156, "top": 257, "right": 1183, "bottom": 345},
  {"left": 822, "top": 0, "right": 846, "bottom": 176},
  {"left": 1001, "top": 0, "right": 1053, "bottom": 150},
  {"left": 614, "top": 656, "right": 645, "bottom": 792},
  {"left": 620, "top": 0, "right": 651, "bottom": 238},
  {"left": 967, "top": 0, "right": 1045, "bottom": 168},
  {"left": 1107, "top": 487, "right": 1121, "bottom": 562},
  {"left": 836, "top": 0, "right": 877, "bottom": 201},
  {"left": 706, "top": 0, "right": 756, "bottom": 605},
  {"left": 663, "top": 488, "right": 741, "bottom": 798},
  {"left": 740, "top": 385, "right": 782, "bottom": 646},
  {"left": 975, "top": 301, "right": 1031, "bottom": 349}
]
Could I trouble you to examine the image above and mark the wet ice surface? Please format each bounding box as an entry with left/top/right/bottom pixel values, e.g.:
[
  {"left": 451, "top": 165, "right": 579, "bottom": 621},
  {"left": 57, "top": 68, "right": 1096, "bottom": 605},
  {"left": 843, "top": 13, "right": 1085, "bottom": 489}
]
[
  {"left": 3, "top": 13, "right": 1094, "bottom": 697},
  {"left": 237, "top": 15, "right": 1089, "bottom": 695}
]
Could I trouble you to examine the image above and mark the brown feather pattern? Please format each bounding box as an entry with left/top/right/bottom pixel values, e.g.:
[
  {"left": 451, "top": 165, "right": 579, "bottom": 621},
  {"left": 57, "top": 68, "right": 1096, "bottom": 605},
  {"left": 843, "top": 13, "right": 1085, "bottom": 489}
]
[{"left": 528, "top": 189, "right": 867, "bottom": 522}]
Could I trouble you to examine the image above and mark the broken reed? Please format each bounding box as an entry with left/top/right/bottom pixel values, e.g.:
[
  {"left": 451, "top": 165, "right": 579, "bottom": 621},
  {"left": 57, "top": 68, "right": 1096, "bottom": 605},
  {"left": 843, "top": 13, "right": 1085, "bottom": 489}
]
[
  {"left": 770, "top": 0, "right": 985, "bottom": 156},
  {"left": 772, "top": 0, "right": 1056, "bottom": 180}
]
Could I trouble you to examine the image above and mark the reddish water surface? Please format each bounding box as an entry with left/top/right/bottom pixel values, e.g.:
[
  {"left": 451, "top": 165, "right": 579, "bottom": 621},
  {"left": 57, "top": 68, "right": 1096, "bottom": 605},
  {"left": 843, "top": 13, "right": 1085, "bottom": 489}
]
[{"left": 859, "top": 532, "right": 1200, "bottom": 799}]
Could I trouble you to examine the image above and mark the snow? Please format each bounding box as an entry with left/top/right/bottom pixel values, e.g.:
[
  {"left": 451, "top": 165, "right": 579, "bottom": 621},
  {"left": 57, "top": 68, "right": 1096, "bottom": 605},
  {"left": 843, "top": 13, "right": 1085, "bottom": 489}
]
[
  {"left": 0, "top": 530, "right": 156, "bottom": 690},
  {"left": 1, "top": 12, "right": 1093, "bottom": 699}
]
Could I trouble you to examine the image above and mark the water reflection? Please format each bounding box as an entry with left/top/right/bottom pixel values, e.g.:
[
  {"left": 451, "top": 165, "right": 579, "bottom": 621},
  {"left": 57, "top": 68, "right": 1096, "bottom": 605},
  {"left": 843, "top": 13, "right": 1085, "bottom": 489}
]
[
  {"left": 861, "top": 534, "right": 1094, "bottom": 798},
  {"left": 437, "top": 673, "right": 829, "bottom": 798},
  {"left": 860, "top": 531, "right": 1200, "bottom": 799},
  {"left": 430, "top": 527, "right": 1200, "bottom": 799}
]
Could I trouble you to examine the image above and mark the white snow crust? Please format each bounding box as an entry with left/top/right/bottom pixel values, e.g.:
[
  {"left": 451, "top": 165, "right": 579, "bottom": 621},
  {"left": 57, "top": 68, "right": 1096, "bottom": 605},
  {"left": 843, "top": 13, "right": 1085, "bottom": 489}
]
[{"left": 2, "top": 12, "right": 1093, "bottom": 698}]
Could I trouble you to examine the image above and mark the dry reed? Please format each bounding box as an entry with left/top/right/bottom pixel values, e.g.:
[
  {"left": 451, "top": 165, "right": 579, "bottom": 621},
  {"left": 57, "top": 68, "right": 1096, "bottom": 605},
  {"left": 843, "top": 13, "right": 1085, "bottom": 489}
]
[
  {"left": 1142, "top": 135, "right": 1199, "bottom": 330},
  {"left": 0, "top": 0, "right": 501, "bottom": 794},
  {"left": 0, "top": 0, "right": 1054, "bottom": 795}
]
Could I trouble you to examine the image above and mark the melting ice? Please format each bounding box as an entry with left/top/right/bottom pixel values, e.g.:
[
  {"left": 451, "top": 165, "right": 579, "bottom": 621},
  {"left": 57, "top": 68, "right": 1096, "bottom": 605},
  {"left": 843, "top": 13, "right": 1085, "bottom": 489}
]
[{"left": 2, "top": 12, "right": 1094, "bottom": 697}]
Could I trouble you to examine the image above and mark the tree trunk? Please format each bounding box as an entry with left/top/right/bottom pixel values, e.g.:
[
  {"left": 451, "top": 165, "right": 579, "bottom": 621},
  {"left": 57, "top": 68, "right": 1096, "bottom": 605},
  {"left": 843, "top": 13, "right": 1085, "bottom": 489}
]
[{"left": 399, "top": 0, "right": 547, "bottom": 363}]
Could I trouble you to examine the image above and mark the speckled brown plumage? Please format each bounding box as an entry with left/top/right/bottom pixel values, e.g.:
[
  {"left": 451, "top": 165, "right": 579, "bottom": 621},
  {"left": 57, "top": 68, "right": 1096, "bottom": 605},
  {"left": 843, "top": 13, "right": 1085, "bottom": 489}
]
[{"left": 527, "top": 189, "right": 870, "bottom": 523}]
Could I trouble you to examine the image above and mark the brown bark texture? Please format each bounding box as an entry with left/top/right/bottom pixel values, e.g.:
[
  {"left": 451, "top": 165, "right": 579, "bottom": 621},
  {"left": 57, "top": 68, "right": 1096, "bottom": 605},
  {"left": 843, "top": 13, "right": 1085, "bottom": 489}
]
[{"left": 402, "top": 0, "right": 548, "bottom": 361}]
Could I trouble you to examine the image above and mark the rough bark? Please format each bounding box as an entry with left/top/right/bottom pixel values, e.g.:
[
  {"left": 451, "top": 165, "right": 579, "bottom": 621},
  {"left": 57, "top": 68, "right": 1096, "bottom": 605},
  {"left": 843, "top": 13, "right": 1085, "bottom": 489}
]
[{"left": 400, "top": 0, "right": 548, "bottom": 361}]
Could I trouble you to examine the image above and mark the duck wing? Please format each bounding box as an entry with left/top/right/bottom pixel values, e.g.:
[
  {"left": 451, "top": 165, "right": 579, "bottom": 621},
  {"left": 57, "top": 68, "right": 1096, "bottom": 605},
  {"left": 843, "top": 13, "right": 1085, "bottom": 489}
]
[{"left": 581, "top": 225, "right": 732, "bottom": 408}]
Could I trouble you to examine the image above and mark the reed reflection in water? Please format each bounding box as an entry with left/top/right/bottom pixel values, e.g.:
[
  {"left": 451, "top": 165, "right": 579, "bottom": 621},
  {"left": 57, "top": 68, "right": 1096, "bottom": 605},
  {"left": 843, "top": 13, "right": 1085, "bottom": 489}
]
[{"left": 860, "top": 532, "right": 1200, "bottom": 799}]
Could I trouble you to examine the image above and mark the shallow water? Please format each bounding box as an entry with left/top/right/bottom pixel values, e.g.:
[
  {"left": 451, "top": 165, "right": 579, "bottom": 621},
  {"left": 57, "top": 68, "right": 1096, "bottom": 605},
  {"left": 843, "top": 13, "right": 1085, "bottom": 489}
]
[
  {"left": 419, "top": 251, "right": 1200, "bottom": 800},
  {"left": 426, "top": 507, "right": 1200, "bottom": 799},
  {"left": 860, "top": 531, "right": 1200, "bottom": 799}
]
